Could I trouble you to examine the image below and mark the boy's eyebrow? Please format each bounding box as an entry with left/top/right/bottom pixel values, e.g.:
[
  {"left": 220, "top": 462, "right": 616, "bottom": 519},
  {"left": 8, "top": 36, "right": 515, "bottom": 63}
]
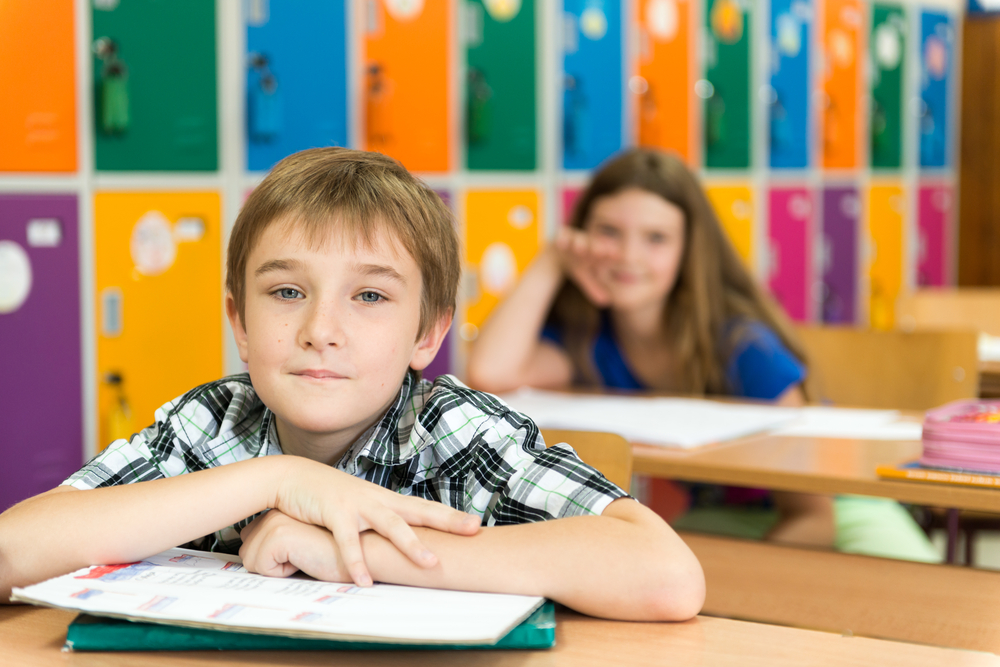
[
  {"left": 354, "top": 263, "right": 407, "bottom": 285},
  {"left": 254, "top": 258, "right": 303, "bottom": 277}
]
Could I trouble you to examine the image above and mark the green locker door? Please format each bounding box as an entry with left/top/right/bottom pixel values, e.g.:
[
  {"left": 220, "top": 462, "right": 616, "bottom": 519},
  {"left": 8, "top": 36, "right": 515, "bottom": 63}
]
[
  {"left": 92, "top": 0, "right": 218, "bottom": 171},
  {"left": 870, "top": 4, "right": 905, "bottom": 169},
  {"left": 703, "top": 0, "right": 751, "bottom": 169},
  {"left": 465, "top": 0, "right": 536, "bottom": 171}
]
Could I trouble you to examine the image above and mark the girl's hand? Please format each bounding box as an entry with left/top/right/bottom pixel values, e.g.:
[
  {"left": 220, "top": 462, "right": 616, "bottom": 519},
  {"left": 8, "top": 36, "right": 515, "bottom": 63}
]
[
  {"left": 273, "top": 459, "right": 480, "bottom": 587},
  {"left": 553, "top": 226, "right": 614, "bottom": 307},
  {"left": 239, "top": 510, "right": 350, "bottom": 581}
]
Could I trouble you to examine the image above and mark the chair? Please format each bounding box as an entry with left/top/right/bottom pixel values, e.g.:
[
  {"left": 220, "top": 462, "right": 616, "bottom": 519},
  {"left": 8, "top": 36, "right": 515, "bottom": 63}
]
[
  {"left": 541, "top": 429, "right": 632, "bottom": 492},
  {"left": 897, "top": 288, "right": 1000, "bottom": 337},
  {"left": 795, "top": 326, "right": 979, "bottom": 411}
]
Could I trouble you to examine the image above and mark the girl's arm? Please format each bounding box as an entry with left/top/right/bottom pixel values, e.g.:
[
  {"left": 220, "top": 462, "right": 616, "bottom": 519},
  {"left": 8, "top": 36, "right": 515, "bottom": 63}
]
[{"left": 466, "top": 246, "right": 575, "bottom": 393}]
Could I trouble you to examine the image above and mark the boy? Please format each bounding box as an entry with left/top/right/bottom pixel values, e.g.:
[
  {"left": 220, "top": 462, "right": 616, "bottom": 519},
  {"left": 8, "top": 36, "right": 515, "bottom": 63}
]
[{"left": 0, "top": 148, "right": 704, "bottom": 621}]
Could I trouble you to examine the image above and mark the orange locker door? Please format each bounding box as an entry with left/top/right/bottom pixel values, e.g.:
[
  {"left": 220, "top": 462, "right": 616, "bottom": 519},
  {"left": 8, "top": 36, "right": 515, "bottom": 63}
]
[
  {"left": 867, "top": 184, "right": 905, "bottom": 330},
  {"left": 364, "top": 0, "right": 451, "bottom": 172},
  {"left": 461, "top": 191, "right": 542, "bottom": 345},
  {"left": 706, "top": 184, "right": 755, "bottom": 269},
  {"left": 94, "top": 193, "right": 223, "bottom": 449},
  {"left": 0, "top": 0, "right": 76, "bottom": 172},
  {"left": 821, "top": 0, "right": 863, "bottom": 169},
  {"left": 635, "top": 0, "right": 694, "bottom": 163}
]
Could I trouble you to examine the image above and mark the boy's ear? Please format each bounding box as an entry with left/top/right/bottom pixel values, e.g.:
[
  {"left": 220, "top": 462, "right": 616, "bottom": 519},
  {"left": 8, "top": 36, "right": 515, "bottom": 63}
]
[
  {"left": 225, "top": 294, "right": 250, "bottom": 364},
  {"left": 409, "top": 311, "right": 453, "bottom": 372}
]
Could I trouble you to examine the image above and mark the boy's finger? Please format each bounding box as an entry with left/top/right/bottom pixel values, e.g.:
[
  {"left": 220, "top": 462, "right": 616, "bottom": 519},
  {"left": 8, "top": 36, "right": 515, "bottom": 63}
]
[
  {"left": 389, "top": 496, "right": 480, "bottom": 535},
  {"left": 365, "top": 506, "right": 437, "bottom": 568},
  {"left": 329, "top": 519, "right": 373, "bottom": 587}
]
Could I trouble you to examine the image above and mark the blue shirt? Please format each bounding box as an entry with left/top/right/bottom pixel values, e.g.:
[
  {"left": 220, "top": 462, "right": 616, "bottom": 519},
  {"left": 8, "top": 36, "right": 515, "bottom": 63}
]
[{"left": 543, "top": 314, "right": 806, "bottom": 399}]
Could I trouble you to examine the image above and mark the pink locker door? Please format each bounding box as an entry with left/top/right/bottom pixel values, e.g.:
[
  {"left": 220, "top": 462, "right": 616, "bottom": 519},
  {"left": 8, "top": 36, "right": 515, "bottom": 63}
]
[
  {"left": 768, "top": 187, "right": 814, "bottom": 321},
  {"left": 917, "top": 184, "right": 952, "bottom": 287}
]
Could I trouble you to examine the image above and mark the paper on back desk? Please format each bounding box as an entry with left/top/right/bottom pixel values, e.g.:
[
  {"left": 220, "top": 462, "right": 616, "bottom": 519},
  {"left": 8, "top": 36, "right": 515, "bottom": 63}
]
[
  {"left": 500, "top": 389, "right": 801, "bottom": 448},
  {"left": 770, "top": 406, "right": 922, "bottom": 440}
]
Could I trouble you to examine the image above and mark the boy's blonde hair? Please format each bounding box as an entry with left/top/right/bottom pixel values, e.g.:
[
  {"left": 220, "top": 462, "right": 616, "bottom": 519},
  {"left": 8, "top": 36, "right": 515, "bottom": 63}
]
[{"left": 227, "top": 147, "right": 460, "bottom": 338}]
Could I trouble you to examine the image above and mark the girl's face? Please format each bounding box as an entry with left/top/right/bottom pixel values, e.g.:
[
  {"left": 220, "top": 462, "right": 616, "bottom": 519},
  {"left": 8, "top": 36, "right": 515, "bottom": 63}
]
[{"left": 584, "top": 188, "right": 686, "bottom": 313}]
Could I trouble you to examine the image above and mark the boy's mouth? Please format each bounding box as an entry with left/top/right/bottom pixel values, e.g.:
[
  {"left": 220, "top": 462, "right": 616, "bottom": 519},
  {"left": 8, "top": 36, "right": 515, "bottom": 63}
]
[{"left": 293, "top": 369, "right": 348, "bottom": 380}]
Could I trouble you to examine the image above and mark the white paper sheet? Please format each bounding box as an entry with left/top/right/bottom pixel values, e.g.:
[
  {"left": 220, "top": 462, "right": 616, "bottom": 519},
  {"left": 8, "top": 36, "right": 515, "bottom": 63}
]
[
  {"left": 11, "top": 548, "right": 544, "bottom": 645},
  {"left": 771, "top": 406, "right": 922, "bottom": 440},
  {"left": 500, "top": 388, "right": 801, "bottom": 448},
  {"left": 501, "top": 389, "right": 923, "bottom": 446}
]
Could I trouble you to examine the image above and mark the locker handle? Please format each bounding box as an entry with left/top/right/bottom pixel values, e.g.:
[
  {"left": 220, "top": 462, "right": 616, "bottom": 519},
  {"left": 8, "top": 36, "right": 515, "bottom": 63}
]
[
  {"left": 366, "top": 62, "right": 392, "bottom": 148},
  {"left": 705, "top": 88, "right": 726, "bottom": 148},
  {"left": 563, "top": 74, "right": 592, "bottom": 159},
  {"left": 247, "top": 52, "right": 282, "bottom": 141},
  {"left": 467, "top": 67, "right": 493, "bottom": 146}
]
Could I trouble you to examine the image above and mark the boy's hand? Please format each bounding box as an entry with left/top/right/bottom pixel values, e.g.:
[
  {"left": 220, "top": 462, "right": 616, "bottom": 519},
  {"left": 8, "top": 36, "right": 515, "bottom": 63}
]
[
  {"left": 553, "top": 226, "right": 613, "bottom": 307},
  {"left": 240, "top": 510, "right": 350, "bottom": 582},
  {"left": 273, "top": 459, "right": 480, "bottom": 587}
]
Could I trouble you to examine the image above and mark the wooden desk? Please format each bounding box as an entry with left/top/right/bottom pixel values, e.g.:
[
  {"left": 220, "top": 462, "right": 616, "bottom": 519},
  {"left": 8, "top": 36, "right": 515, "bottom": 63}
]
[
  {"left": 3, "top": 605, "right": 998, "bottom": 666},
  {"left": 632, "top": 432, "right": 1000, "bottom": 513}
]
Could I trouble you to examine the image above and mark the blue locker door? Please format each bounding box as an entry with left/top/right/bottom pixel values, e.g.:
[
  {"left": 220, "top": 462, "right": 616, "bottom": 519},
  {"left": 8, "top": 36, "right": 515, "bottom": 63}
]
[
  {"left": 769, "top": 0, "right": 812, "bottom": 168},
  {"left": 563, "top": 0, "right": 623, "bottom": 170},
  {"left": 919, "top": 10, "right": 953, "bottom": 169},
  {"left": 246, "top": 1, "right": 348, "bottom": 171}
]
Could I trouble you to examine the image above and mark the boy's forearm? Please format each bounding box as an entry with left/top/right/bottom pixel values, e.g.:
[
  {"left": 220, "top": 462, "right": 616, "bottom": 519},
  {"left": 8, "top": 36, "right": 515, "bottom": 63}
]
[
  {"left": 361, "top": 499, "right": 705, "bottom": 621},
  {"left": 0, "top": 457, "right": 290, "bottom": 603}
]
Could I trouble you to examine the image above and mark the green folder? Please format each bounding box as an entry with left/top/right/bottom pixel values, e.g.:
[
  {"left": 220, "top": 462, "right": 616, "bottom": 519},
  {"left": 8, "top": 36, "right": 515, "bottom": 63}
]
[{"left": 64, "top": 601, "right": 555, "bottom": 652}]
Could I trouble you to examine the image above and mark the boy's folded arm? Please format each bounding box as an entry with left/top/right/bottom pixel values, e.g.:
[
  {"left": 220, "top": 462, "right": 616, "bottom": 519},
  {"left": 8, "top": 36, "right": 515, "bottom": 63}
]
[
  {"left": 0, "top": 456, "right": 477, "bottom": 603},
  {"left": 360, "top": 497, "right": 705, "bottom": 622}
]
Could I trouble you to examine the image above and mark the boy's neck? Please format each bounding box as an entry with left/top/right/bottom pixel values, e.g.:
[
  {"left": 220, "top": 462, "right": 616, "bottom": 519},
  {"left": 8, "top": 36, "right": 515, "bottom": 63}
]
[{"left": 273, "top": 412, "right": 380, "bottom": 466}]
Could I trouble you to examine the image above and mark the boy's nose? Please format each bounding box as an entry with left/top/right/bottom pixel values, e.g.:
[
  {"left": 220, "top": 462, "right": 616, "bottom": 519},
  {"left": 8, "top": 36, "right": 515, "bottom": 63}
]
[{"left": 299, "top": 301, "right": 347, "bottom": 349}]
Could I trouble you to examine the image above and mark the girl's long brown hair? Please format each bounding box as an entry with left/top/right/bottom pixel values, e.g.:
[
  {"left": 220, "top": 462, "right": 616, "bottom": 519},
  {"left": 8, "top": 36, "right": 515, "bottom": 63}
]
[{"left": 550, "top": 148, "right": 810, "bottom": 396}]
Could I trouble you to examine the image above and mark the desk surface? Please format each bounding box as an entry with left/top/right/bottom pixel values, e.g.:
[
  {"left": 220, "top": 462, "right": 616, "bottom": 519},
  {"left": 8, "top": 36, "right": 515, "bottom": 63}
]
[
  {"left": 3, "top": 605, "right": 998, "bottom": 667},
  {"left": 632, "top": 431, "right": 1000, "bottom": 512}
]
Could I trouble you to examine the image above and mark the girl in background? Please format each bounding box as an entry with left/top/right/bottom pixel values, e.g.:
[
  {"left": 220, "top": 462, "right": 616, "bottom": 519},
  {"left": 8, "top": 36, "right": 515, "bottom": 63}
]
[{"left": 467, "top": 148, "right": 938, "bottom": 561}]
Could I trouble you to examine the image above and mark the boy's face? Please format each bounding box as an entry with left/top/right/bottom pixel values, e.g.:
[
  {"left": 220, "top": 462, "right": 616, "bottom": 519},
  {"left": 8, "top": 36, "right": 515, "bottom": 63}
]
[{"left": 226, "top": 217, "right": 449, "bottom": 455}]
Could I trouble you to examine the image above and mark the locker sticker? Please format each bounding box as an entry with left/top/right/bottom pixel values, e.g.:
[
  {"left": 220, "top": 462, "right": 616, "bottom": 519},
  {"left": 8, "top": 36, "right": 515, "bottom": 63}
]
[
  {"left": 483, "top": 0, "right": 521, "bottom": 22},
  {"left": 480, "top": 242, "right": 517, "bottom": 295},
  {"left": 130, "top": 211, "right": 176, "bottom": 276},
  {"left": 508, "top": 205, "right": 534, "bottom": 229},
  {"left": 27, "top": 219, "right": 63, "bottom": 248},
  {"left": 646, "top": 0, "right": 679, "bottom": 41},
  {"left": 0, "top": 241, "right": 32, "bottom": 314},
  {"left": 384, "top": 0, "right": 423, "bottom": 21}
]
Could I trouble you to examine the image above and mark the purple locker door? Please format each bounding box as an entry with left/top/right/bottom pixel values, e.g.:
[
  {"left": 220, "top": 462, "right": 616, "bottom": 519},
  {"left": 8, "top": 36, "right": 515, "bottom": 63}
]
[
  {"left": 423, "top": 189, "right": 453, "bottom": 380},
  {"left": 821, "top": 186, "right": 859, "bottom": 323},
  {"left": 917, "top": 184, "right": 951, "bottom": 287},
  {"left": 768, "top": 187, "right": 813, "bottom": 321},
  {"left": 0, "top": 195, "right": 81, "bottom": 511}
]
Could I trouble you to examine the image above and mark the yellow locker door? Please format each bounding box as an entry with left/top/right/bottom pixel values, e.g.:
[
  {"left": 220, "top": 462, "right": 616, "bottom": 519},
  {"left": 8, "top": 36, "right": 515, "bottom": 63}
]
[
  {"left": 867, "top": 184, "right": 904, "bottom": 331},
  {"left": 94, "top": 192, "right": 223, "bottom": 449},
  {"left": 460, "top": 190, "right": 541, "bottom": 343},
  {"left": 705, "top": 184, "right": 755, "bottom": 268}
]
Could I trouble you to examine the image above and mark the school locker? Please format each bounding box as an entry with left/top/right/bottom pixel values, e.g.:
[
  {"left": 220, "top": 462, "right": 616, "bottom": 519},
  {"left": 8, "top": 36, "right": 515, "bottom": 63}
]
[
  {"left": 245, "top": 1, "right": 348, "bottom": 171},
  {"left": 424, "top": 190, "right": 455, "bottom": 380},
  {"left": 563, "top": 0, "right": 623, "bottom": 170},
  {"left": 821, "top": 185, "right": 859, "bottom": 323},
  {"left": 917, "top": 183, "right": 952, "bottom": 287},
  {"left": 768, "top": 0, "right": 812, "bottom": 169},
  {"left": 867, "top": 184, "right": 905, "bottom": 330},
  {"left": 635, "top": 0, "right": 694, "bottom": 163},
  {"left": 465, "top": 0, "right": 537, "bottom": 170},
  {"left": 768, "top": 187, "right": 813, "bottom": 322},
  {"left": 703, "top": 0, "right": 751, "bottom": 169},
  {"left": 821, "top": 0, "right": 862, "bottom": 169},
  {"left": 91, "top": 0, "right": 218, "bottom": 171},
  {"left": 461, "top": 191, "right": 541, "bottom": 343},
  {"left": 869, "top": 4, "right": 906, "bottom": 169},
  {"left": 919, "top": 10, "right": 954, "bottom": 169},
  {"left": 94, "top": 193, "right": 223, "bottom": 450},
  {"left": 0, "top": 195, "right": 81, "bottom": 510},
  {"left": 706, "top": 184, "right": 754, "bottom": 268},
  {"left": 364, "top": 0, "right": 451, "bottom": 172},
  {"left": 0, "top": 0, "right": 77, "bottom": 172}
]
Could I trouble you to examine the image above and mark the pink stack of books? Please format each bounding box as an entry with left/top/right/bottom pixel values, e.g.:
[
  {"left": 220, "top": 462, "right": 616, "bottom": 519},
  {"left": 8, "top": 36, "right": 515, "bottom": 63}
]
[{"left": 921, "top": 400, "right": 1000, "bottom": 474}]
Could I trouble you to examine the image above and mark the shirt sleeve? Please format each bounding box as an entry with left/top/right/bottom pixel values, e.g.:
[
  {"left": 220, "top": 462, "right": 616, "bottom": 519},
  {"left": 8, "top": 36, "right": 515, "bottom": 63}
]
[
  {"left": 466, "top": 406, "right": 629, "bottom": 525},
  {"left": 727, "top": 323, "right": 807, "bottom": 400}
]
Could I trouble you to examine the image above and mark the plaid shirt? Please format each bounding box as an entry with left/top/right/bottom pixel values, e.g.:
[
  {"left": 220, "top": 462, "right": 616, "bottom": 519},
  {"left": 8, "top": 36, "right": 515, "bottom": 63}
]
[{"left": 64, "top": 372, "right": 627, "bottom": 553}]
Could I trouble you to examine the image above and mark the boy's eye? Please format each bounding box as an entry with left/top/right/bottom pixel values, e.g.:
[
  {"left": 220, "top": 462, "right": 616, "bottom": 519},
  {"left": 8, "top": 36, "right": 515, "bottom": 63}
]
[
  {"left": 276, "top": 288, "right": 302, "bottom": 300},
  {"left": 358, "top": 291, "right": 383, "bottom": 304}
]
